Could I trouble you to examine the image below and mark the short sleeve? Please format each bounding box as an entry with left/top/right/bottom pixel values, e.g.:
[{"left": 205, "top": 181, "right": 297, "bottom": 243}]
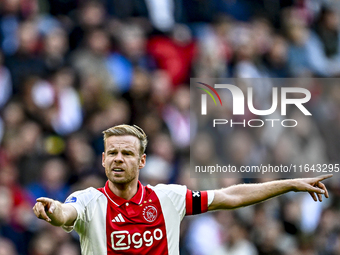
[
  {"left": 149, "top": 184, "right": 214, "bottom": 218},
  {"left": 61, "top": 187, "right": 101, "bottom": 232}
]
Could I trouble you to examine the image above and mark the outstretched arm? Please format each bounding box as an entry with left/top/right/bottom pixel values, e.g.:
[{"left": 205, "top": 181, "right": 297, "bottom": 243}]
[
  {"left": 33, "top": 197, "right": 77, "bottom": 227},
  {"left": 208, "top": 174, "right": 332, "bottom": 211}
]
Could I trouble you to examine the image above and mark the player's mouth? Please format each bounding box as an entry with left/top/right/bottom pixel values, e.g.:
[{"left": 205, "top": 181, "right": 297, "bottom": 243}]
[{"left": 112, "top": 168, "right": 125, "bottom": 173}]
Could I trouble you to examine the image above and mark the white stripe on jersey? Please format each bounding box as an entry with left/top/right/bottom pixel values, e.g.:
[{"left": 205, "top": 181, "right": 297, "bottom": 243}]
[
  {"left": 149, "top": 184, "right": 187, "bottom": 255},
  {"left": 118, "top": 213, "right": 125, "bottom": 222},
  {"left": 112, "top": 214, "right": 125, "bottom": 222},
  {"left": 64, "top": 187, "right": 109, "bottom": 255},
  {"left": 104, "top": 186, "right": 119, "bottom": 206}
]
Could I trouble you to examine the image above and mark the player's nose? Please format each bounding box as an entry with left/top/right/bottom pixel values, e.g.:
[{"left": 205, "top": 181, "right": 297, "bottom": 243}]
[{"left": 114, "top": 152, "right": 124, "bottom": 162}]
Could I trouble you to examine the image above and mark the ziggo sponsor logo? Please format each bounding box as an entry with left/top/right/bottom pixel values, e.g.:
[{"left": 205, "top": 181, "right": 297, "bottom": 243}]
[{"left": 111, "top": 228, "right": 163, "bottom": 250}]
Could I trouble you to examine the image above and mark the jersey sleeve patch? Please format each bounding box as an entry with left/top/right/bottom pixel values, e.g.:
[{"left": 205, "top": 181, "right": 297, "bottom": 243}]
[
  {"left": 186, "top": 190, "right": 208, "bottom": 215},
  {"left": 65, "top": 196, "right": 77, "bottom": 203}
]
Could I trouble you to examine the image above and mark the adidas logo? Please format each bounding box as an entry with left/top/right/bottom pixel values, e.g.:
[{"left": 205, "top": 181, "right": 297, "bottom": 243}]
[{"left": 112, "top": 213, "right": 125, "bottom": 223}]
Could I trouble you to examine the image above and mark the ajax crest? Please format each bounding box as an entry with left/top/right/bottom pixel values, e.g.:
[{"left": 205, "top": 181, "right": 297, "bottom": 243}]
[{"left": 143, "top": 205, "right": 158, "bottom": 222}]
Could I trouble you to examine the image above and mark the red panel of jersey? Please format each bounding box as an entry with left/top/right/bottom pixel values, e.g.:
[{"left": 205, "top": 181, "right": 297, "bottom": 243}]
[{"left": 98, "top": 181, "right": 168, "bottom": 254}]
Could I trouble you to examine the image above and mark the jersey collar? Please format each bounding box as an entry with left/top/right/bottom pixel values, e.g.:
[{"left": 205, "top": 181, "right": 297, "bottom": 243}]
[{"left": 103, "top": 180, "right": 145, "bottom": 207}]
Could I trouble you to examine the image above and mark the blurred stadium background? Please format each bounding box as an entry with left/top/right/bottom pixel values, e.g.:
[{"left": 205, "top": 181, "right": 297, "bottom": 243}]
[{"left": 1, "top": 0, "right": 340, "bottom": 254}]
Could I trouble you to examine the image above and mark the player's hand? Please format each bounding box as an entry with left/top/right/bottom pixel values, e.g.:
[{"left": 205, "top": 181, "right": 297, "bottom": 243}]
[
  {"left": 293, "top": 174, "right": 332, "bottom": 202},
  {"left": 33, "top": 197, "right": 57, "bottom": 222}
]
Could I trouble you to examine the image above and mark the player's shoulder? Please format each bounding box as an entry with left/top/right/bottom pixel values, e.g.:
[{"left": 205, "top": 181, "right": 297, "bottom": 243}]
[
  {"left": 147, "top": 183, "right": 188, "bottom": 217},
  {"left": 147, "top": 183, "right": 187, "bottom": 196},
  {"left": 65, "top": 187, "right": 105, "bottom": 205}
]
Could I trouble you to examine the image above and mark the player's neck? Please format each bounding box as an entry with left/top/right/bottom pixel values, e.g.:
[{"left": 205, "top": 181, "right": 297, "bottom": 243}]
[{"left": 108, "top": 179, "right": 139, "bottom": 201}]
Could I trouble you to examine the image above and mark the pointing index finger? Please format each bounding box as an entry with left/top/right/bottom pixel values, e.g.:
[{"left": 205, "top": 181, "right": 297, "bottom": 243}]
[
  {"left": 315, "top": 174, "right": 333, "bottom": 182},
  {"left": 36, "top": 197, "right": 52, "bottom": 205}
]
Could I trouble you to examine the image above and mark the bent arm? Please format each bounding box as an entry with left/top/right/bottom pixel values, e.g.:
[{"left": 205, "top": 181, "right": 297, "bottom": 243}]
[
  {"left": 208, "top": 174, "right": 331, "bottom": 211},
  {"left": 33, "top": 197, "right": 77, "bottom": 227}
]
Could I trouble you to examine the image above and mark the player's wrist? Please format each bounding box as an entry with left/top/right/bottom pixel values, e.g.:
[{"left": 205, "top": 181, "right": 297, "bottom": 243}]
[{"left": 289, "top": 179, "right": 301, "bottom": 192}]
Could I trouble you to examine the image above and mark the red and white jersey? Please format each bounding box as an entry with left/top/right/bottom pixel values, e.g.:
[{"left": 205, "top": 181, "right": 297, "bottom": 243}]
[{"left": 63, "top": 181, "right": 214, "bottom": 255}]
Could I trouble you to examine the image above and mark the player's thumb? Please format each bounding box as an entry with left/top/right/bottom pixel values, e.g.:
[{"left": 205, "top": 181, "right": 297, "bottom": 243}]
[{"left": 48, "top": 201, "right": 56, "bottom": 214}]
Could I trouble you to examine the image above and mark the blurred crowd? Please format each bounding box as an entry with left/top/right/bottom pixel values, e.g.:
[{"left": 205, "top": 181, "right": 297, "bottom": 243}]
[{"left": 1, "top": 0, "right": 340, "bottom": 254}]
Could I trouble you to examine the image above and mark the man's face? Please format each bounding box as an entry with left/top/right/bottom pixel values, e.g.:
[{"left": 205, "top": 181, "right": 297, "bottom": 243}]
[{"left": 102, "top": 135, "right": 146, "bottom": 185}]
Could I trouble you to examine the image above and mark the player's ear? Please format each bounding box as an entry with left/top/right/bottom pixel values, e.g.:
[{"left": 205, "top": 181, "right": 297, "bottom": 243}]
[
  {"left": 102, "top": 152, "right": 105, "bottom": 167},
  {"left": 139, "top": 154, "right": 146, "bottom": 169}
]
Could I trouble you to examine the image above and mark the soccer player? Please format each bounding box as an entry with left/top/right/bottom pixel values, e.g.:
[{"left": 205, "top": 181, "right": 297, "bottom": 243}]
[{"left": 33, "top": 124, "right": 332, "bottom": 255}]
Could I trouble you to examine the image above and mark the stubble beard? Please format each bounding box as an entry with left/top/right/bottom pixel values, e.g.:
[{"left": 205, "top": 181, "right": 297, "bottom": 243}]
[
  {"left": 106, "top": 168, "right": 138, "bottom": 186},
  {"left": 110, "top": 174, "right": 137, "bottom": 185}
]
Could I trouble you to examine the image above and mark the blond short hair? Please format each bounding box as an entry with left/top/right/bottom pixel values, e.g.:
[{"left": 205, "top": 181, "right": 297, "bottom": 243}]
[{"left": 102, "top": 124, "right": 148, "bottom": 156}]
